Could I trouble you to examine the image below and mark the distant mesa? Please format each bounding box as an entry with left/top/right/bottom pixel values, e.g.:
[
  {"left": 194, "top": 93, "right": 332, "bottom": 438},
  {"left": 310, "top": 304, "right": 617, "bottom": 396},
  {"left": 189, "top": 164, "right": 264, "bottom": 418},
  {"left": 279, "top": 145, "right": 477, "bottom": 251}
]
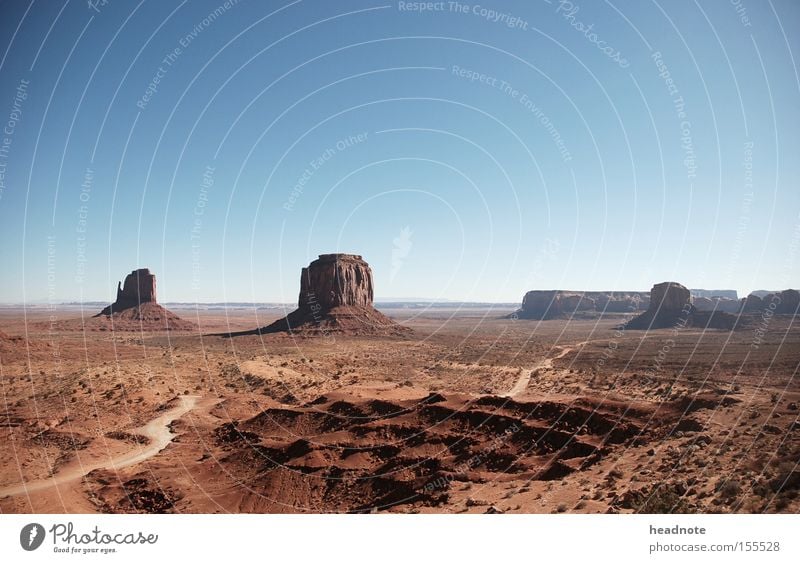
[
  {"left": 625, "top": 281, "right": 738, "bottom": 330},
  {"left": 515, "top": 290, "right": 649, "bottom": 320},
  {"left": 259, "top": 254, "right": 410, "bottom": 336},
  {"left": 689, "top": 288, "right": 740, "bottom": 314},
  {"left": 690, "top": 288, "right": 738, "bottom": 300},
  {"left": 92, "top": 268, "right": 194, "bottom": 331}
]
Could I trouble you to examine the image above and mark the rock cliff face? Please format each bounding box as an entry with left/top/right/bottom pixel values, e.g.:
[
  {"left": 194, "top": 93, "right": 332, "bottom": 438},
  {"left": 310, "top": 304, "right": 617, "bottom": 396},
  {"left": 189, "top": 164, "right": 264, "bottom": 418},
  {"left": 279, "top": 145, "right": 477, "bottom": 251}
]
[
  {"left": 650, "top": 281, "right": 691, "bottom": 313},
  {"left": 298, "top": 254, "right": 374, "bottom": 310},
  {"left": 261, "top": 254, "right": 408, "bottom": 336},
  {"left": 778, "top": 289, "right": 800, "bottom": 314},
  {"left": 94, "top": 268, "right": 192, "bottom": 331},
  {"left": 740, "top": 294, "right": 764, "bottom": 313},
  {"left": 516, "top": 290, "right": 648, "bottom": 319},
  {"left": 111, "top": 269, "right": 157, "bottom": 309}
]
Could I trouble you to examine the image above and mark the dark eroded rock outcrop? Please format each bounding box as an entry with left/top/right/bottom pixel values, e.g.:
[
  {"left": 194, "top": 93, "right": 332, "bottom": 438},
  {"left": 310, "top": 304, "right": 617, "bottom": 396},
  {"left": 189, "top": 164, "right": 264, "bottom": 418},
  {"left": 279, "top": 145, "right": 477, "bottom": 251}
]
[
  {"left": 626, "top": 281, "right": 737, "bottom": 330},
  {"left": 740, "top": 289, "right": 799, "bottom": 315}
]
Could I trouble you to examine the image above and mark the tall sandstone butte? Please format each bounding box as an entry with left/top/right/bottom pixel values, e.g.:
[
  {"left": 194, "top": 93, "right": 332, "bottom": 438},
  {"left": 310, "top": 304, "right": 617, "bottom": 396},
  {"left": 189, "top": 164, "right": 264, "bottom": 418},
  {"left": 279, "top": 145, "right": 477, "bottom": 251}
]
[
  {"left": 299, "top": 254, "right": 374, "bottom": 310},
  {"left": 115, "top": 268, "right": 157, "bottom": 307},
  {"left": 261, "top": 254, "right": 408, "bottom": 335}
]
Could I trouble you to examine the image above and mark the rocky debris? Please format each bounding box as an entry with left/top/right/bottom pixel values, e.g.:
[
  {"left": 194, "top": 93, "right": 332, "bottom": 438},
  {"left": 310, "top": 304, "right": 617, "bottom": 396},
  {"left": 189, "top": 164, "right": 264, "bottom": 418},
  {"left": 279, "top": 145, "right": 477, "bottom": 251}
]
[
  {"left": 626, "top": 282, "right": 738, "bottom": 330},
  {"left": 260, "top": 254, "right": 409, "bottom": 336},
  {"left": 515, "top": 290, "right": 648, "bottom": 319}
]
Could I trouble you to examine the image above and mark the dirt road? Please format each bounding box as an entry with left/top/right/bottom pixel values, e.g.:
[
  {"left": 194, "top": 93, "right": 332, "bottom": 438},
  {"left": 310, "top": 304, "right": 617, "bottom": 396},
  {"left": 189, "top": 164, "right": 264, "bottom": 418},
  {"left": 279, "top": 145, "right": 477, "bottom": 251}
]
[
  {"left": 0, "top": 395, "right": 199, "bottom": 498},
  {"left": 503, "top": 342, "right": 587, "bottom": 397}
]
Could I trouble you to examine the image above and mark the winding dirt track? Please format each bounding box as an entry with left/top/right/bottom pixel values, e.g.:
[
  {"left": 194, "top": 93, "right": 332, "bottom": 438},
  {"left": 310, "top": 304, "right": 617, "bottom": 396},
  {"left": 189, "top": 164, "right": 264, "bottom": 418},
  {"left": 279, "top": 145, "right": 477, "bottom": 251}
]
[
  {"left": 503, "top": 342, "right": 588, "bottom": 397},
  {"left": 0, "top": 395, "right": 199, "bottom": 498}
]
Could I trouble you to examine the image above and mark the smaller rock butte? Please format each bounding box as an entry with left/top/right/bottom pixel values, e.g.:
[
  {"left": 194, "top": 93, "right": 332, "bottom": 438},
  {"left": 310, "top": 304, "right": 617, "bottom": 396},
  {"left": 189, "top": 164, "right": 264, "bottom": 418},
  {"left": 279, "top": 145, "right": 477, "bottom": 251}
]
[
  {"left": 261, "top": 254, "right": 409, "bottom": 335},
  {"left": 115, "top": 269, "right": 157, "bottom": 308},
  {"left": 94, "top": 268, "right": 193, "bottom": 331},
  {"left": 625, "top": 281, "right": 738, "bottom": 330}
]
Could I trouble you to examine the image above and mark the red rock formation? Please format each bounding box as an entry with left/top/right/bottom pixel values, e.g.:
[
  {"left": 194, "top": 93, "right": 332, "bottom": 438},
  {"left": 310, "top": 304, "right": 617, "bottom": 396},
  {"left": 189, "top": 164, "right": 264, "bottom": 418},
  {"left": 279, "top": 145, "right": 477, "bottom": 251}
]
[
  {"left": 93, "top": 268, "right": 193, "bottom": 331},
  {"left": 118, "top": 268, "right": 157, "bottom": 306},
  {"left": 100, "top": 269, "right": 158, "bottom": 314},
  {"left": 261, "top": 254, "right": 408, "bottom": 335},
  {"left": 298, "top": 254, "right": 374, "bottom": 310}
]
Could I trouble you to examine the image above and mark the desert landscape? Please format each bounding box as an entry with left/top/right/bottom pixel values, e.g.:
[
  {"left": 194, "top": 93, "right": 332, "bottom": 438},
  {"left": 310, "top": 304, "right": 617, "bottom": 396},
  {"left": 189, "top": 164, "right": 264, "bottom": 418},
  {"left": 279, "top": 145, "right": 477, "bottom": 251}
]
[{"left": 1, "top": 257, "right": 798, "bottom": 514}]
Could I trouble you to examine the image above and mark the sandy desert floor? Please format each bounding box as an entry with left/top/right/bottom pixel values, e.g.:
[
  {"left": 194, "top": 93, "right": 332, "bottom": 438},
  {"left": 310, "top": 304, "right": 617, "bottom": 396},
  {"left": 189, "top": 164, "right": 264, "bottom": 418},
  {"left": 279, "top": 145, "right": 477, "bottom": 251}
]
[{"left": 1, "top": 305, "right": 798, "bottom": 514}]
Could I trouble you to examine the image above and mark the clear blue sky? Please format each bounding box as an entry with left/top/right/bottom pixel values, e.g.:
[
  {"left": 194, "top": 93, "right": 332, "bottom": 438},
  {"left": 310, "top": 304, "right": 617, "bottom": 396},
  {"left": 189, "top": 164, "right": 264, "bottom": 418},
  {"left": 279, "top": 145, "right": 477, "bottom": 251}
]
[{"left": 0, "top": 0, "right": 798, "bottom": 303}]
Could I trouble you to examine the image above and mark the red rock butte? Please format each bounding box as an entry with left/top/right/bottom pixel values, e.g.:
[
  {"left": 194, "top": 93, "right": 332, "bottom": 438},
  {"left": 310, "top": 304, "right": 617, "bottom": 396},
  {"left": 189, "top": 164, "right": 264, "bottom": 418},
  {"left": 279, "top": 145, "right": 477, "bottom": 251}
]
[
  {"left": 260, "top": 253, "right": 409, "bottom": 336},
  {"left": 94, "top": 268, "right": 193, "bottom": 331}
]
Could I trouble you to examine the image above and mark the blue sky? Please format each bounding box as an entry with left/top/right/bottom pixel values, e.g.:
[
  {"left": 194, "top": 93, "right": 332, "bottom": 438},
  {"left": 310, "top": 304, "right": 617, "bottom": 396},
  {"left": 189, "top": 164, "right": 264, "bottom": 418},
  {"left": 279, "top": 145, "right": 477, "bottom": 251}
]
[{"left": 0, "top": 0, "right": 798, "bottom": 303}]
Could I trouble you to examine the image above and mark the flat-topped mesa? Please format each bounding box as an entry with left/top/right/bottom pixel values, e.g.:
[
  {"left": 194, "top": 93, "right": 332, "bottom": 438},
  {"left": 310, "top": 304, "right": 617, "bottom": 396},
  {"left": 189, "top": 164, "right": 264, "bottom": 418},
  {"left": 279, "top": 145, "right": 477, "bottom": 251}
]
[
  {"left": 261, "top": 253, "right": 409, "bottom": 336},
  {"left": 516, "top": 290, "right": 649, "bottom": 319}
]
